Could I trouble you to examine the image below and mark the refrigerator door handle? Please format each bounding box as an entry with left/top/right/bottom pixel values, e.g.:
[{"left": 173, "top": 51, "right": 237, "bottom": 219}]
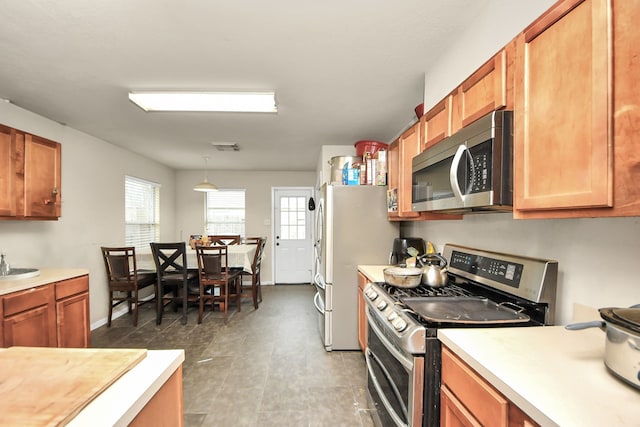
[
  {"left": 313, "top": 272, "right": 326, "bottom": 291},
  {"left": 313, "top": 291, "right": 324, "bottom": 314}
]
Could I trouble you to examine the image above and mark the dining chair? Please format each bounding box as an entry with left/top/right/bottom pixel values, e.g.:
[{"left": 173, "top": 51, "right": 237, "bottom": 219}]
[
  {"left": 239, "top": 237, "right": 266, "bottom": 307},
  {"left": 100, "top": 246, "right": 157, "bottom": 327},
  {"left": 195, "top": 245, "right": 242, "bottom": 323},
  {"left": 207, "top": 235, "right": 241, "bottom": 246},
  {"left": 150, "top": 242, "right": 199, "bottom": 325}
]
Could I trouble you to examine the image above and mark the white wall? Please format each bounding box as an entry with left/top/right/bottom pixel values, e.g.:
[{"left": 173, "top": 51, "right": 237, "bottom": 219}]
[
  {"left": 412, "top": 0, "right": 640, "bottom": 324},
  {"left": 174, "top": 169, "right": 316, "bottom": 285},
  {"left": 0, "top": 102, "right": 176, "bottom": 327}
]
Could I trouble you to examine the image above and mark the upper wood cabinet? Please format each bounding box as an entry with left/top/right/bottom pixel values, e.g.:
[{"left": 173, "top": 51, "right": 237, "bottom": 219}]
[
  {"left": 514, "top": 0, "right": 640, "bottom": 219},
  {"left": 0, "top": 125, "right": 17, "bottom": 217},
  {"left": 422, "top": 45, "right": 514, "bottom": 152},
  {"left": 0, "top": 125, "right": 61, "bottom": 220},
  {"left": 514, "top": 0, "right": 612, "bottom": 215}
]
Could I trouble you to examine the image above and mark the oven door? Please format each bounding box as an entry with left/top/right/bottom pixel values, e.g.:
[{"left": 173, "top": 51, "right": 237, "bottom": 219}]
[{"left": 366, "top": 309, "right": 423, "bottom": 427}]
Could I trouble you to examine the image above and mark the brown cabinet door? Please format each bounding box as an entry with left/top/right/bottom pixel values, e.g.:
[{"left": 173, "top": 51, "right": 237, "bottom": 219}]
[
  {"left": 55, "top": 275, "right": 90, "bottom": 348},
  {"left": 514, "top": 0, "right": 612, "bottom": 212},
  {"left": 3, "top": 286, "right": 57, "bottom": 347},
  {"left": 0, "top": 125, "right": 17, "bottom": 216},
  {"left": 56, "top": 292, "right": 90, "bottom": 348},
  {"left": 357, "top": 272, "right": 367, "bottom": 351},
  {"left": 458, "top": 49, "right": 508, "bottom": 128},
  {"left": 397, "top": 124, "right": 421, "bottom": 218},
  {"left": 24, "top": 133, "right": 61, "bottom": 218},
  {"left": 424, "top": 97, "right": 452, "bottom": 150}
]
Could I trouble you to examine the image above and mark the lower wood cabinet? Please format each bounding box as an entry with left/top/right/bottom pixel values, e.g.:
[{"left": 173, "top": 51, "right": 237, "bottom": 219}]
[
  {"left": 55, "top": 275, "right": 90, "bottom": 348},
  {"left": 441, "top": 345, "right": 538, "bottom": 427},
  {"left": 357, "top": 272, "right": 367, "bottom": 351},
  {"left": 2, "top": 275, "right": 90, "bottom": 348}
]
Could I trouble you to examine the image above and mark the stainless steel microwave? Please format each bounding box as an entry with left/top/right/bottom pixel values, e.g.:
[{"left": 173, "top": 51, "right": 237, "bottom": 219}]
[{"left": 411, "top": 110, "right": 513, "bottom": 213}]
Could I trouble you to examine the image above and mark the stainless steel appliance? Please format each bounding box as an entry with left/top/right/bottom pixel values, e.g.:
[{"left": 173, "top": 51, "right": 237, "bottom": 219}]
[
  {"left": 411, "top": 110, "right": 513, "bottom": 213},
  {"left": 313, "top": 183, "right": 398, "bottom": 351},
  {"left": 363, "top": 243, "right": 558, "bottom": 427}
]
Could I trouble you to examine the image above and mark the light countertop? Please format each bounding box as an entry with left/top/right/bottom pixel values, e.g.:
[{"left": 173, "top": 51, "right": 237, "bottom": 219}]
[
  {"left": 68, "top": 349, "right": 185, "bottom": 427},
  {"left": 0, "top": 268, "right": 88, "bottom": 296},
  {"left": 357, "top": 265, "right": 389, "bottom": 283},
  {"left": 439, "top": 326, "right": 640, "bottom": 427}
]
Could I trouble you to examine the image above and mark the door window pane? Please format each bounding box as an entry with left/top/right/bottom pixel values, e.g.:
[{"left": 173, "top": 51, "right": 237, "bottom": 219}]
[{"left": 279, "top": 196, "right": 305, "bottom": 240}]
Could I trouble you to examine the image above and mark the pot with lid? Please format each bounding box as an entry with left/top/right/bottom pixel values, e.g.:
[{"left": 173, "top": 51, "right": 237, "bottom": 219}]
[{"left": 566, "top": 305, "right": 640, "bottom": 390}]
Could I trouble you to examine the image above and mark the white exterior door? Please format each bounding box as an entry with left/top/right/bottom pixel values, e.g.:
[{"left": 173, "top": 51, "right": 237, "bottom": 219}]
[{"left": 273, "top": 187, "right": 314, "bottom": 284}]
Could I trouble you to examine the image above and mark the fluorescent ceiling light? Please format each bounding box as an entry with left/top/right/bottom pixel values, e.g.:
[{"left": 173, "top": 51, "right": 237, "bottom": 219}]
[{"left": 128, "top": 91, "right": 277, "bottom": 113}]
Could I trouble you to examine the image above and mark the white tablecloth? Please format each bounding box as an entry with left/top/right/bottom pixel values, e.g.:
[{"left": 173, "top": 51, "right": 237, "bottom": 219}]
[{"left": 137, "top": 244, "right": 256, "bottom": 273}]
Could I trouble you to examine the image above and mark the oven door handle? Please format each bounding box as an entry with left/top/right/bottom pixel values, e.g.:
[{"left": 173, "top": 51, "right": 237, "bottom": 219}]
[
  {"left": 366, "top": 311, "right": 414, "bottom": 370},
  {"left": 450, "top": 144, "right": 472, "bottom": 203},
  {"left": 365, "top": 348, "right": 409, "bottom": 427}
]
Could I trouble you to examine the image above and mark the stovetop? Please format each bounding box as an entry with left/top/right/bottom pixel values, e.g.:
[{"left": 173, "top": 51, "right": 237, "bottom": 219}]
[{"left": 363, "top": 244, "right": 559, "bottom": 354}]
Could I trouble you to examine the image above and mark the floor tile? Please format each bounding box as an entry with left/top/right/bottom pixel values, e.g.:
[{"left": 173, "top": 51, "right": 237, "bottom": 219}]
[{"left": 91, "top": 284, "right": 371, "bottom": 426}]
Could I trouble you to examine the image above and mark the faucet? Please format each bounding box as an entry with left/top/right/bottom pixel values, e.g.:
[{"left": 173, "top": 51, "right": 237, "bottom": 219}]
[{"left": 0, "top": 253, "right": 9, "bottom": 276}]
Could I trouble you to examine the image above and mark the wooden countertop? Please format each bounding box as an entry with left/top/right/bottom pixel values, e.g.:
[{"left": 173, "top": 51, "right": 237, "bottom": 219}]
[
  {"left": 438, "top": 326, "right": 640, "bottom": 426},
  {"left": 0, "top": 268, "right": 88, "bottom": 296}
]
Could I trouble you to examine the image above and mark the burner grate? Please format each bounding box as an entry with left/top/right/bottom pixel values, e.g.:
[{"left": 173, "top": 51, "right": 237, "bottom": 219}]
[{"left": 379, "top": 282, "right": 474, "bottom": 301}]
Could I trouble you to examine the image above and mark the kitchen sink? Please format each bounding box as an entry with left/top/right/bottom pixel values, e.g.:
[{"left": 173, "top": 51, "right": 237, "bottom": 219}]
[{"left": 0, "top": 268, "right": 40, "bottom": 280}]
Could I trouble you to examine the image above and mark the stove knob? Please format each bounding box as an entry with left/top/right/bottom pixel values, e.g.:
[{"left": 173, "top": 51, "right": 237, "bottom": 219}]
[
  {"left": 387, "top": 312, "right": 398, "bottom": 321},
  {"left": 376, "top": 300, "right": 388, "bottom": 310},
  {"left": 366, "top": 290, "right": 378, "bottom": 301},
  {"left": 392, "top": 318, "right": 408, "bottom": 332}
]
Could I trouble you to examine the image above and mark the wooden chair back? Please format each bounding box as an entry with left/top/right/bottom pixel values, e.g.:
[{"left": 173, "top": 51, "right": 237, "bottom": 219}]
[
  {"left": 195, "top": 245, "right": 241, "bottom": 323},
  {"left": 208, "top": 235, "right": 241, "bottom": 246}
]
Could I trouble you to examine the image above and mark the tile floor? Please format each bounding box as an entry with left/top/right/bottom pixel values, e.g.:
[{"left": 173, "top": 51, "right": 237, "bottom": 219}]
[{"left": 90, "top": 284, "right": 376, "bottom": 427}]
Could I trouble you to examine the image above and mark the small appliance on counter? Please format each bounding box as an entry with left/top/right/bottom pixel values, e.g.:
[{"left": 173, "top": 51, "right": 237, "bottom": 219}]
[{"left": 389, "top": 237, "right": 426, "bottom": 266}]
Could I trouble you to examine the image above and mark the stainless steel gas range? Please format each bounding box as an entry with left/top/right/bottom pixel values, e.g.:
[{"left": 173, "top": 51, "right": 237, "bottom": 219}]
[{"left": 363, "top": 244, "right": 558, "bottom": 427}]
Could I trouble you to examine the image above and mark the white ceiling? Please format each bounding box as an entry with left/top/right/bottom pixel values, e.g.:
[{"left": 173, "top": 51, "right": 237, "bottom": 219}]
[{"left": 0, "top": 0, "right": 489, "bottom": 171}]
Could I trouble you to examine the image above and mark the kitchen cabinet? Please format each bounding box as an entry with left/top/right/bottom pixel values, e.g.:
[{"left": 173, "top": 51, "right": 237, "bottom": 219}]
[
  {"left": 0, "top": 125, "right": 17, "bottom": 217},
  {"left": 0, "top": 124, "right": 61, "bottom": 220},
  {"left": 387, "top": 122, "right": 461, "bottom": 221},
  {"left": 357, "top": 271, "right": 367, "bottom": 351},
  {"left": 55, "top": 275, "right": 90, "bottom": 348},
  {"left": 441, "top": 345, "right": 538, "bottom": 427},
  {"left": 3, "top": 285, "right": 57, "bottom": 347},
  {"left": 513, "top": 0, "right": 618, "bottom": 218},
  {"left": 1, "top": 274, "right": 90, "bottom": 348},
  {"left": 513, "top": 0, "right": 640, "bottom": 219},
  {"left": 422, "top": 45, "right": 514, "bottom": 152}
]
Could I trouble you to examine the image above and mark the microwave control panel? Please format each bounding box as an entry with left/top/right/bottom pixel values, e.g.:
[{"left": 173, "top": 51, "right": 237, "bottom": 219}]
[{"left": 467, "top": 141, "right": 492, "bottom": 194}]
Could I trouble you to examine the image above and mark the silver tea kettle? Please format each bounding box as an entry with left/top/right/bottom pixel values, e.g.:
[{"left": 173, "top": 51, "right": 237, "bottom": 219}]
[{"left": 419, "top": 253, "right": 449, "bottom": 288}]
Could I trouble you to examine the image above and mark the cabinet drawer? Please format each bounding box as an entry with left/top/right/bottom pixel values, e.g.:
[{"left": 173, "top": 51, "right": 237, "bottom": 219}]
[
  {"left": 4, "top": 285, "right": 54, "bottom": 317},
  {"left": 441, "top": 346, "right": 509, "bottom": 426},
  {"left": 55, "top": 275, "right": 89, "bottom": 300}
]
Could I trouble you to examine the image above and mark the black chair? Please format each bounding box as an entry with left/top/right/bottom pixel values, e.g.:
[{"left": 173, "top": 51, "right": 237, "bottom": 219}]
[
  {"left": 150, "top": 242, "right": 198, "bottom": 325},
  {"left": 101, "top": 246, "right": 157, "bottom": 327},
  {"left": 195, "top": 245, "right": 242, "bottom": 323}
]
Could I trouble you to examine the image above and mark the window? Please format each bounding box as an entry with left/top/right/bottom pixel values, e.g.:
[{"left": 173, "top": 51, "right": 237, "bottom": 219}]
[
  {"left": 125, "top": 176, "right": 160, "bottom": 251},
  {"left": 206, "top": 189, "right": 245, "bottom": 235},
  {"left": 279, "top": 196, "right": 306, "bottom": 240}
]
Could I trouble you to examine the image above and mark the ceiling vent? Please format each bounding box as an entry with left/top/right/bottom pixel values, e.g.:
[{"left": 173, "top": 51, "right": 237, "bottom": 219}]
[{"left": 211, "top": 142, "right": 240, "bottom": 151}]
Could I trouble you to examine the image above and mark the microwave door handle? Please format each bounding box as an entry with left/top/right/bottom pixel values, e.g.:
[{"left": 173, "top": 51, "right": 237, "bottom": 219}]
[{"left": 450, "top": 144, "right": 468, "bottom": 203}]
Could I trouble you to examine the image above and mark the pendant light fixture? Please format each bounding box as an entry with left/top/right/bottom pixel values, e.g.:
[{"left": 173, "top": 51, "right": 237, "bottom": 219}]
[{"left": 193, "top": 156, "right": 218, "bottom": 192}]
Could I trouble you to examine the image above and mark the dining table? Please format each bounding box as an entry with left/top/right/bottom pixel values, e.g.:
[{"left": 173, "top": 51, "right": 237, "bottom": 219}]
[{"left": 137, "top": 243, "right": 257, "bottom": 273}]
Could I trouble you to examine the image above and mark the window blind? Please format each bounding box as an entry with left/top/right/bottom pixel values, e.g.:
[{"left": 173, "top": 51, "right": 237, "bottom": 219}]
[
  {"left": 125, "top": 176, "right": 160, "bottom": 251},
  {"left": 206, "top": 189, "right": 245, "bottom": 235}
]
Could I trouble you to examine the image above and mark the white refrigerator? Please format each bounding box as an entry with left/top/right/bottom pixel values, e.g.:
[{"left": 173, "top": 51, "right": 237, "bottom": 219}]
[{"left": 313, "top": 184, "right": 399, "bottom": 351}]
